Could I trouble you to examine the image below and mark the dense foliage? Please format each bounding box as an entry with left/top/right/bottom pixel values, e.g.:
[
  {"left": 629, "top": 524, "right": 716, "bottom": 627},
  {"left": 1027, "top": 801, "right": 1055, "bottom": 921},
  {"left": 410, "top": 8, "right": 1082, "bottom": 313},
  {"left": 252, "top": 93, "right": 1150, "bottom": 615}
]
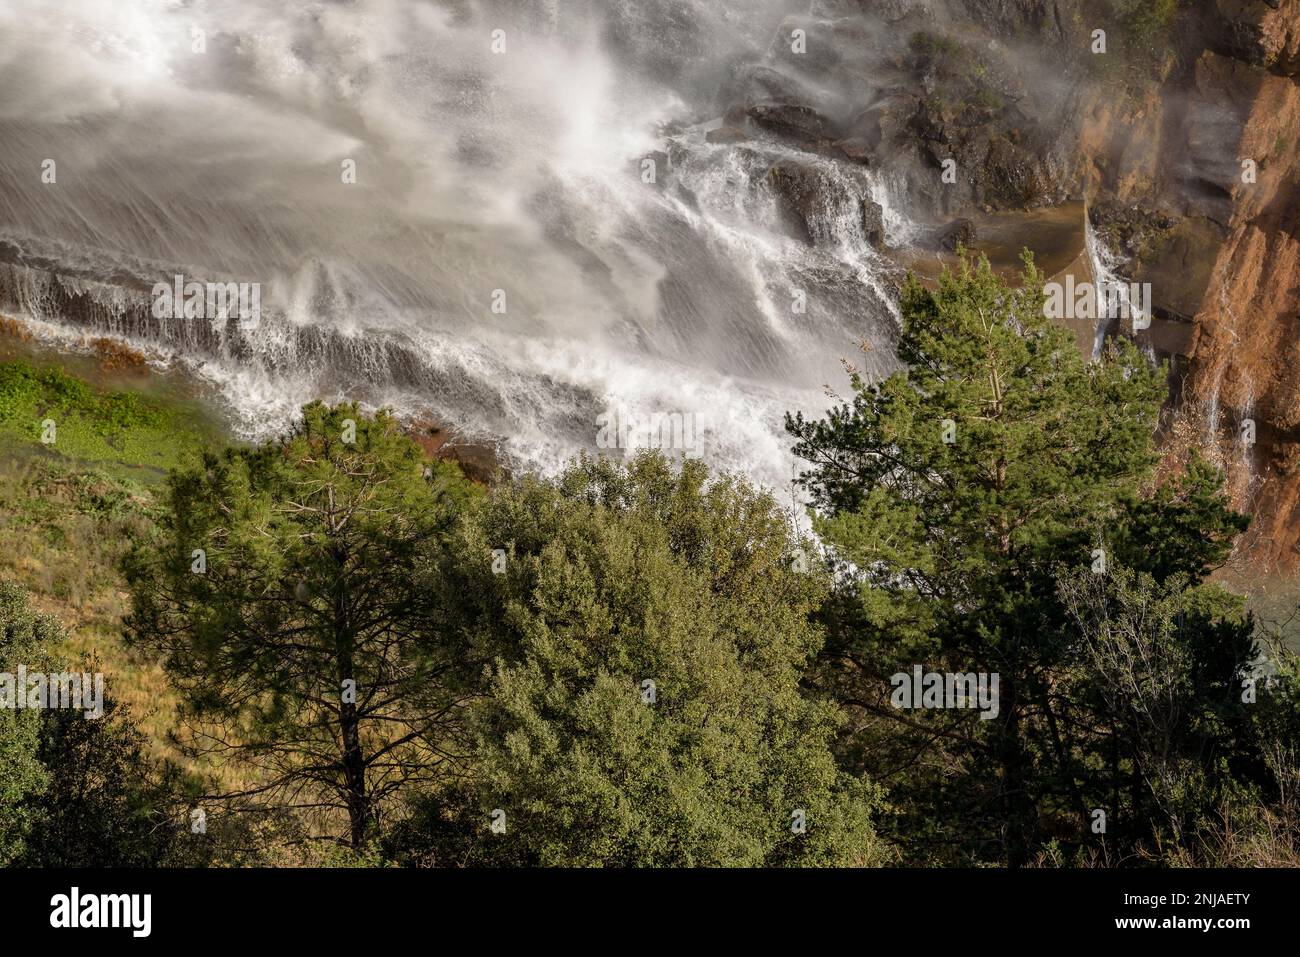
[
  {"left": 407, "top": 455, "right": 887, "bottom": 866},
  {"left": 787, "top": 255, "right": 1282, "bottom": 865},
  {"left": 0, "top": 581, "right": 184, "bottom": 866},
  {"left": 1, "top": 256, "right": 1297, "bottom": 866}
]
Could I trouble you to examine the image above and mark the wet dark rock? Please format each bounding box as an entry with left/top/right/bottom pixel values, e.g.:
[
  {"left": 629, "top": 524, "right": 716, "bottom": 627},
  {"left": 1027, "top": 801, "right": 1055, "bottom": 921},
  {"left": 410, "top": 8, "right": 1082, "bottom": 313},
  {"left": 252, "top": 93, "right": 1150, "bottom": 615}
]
[
  {"left": 766, "top": 159, "right": 886, "bottom": 249},
  {"left": 766, "top": 160, "right": 829, "bottom": 244},
  {"left": 849, "top": 107, "right": 886, "bottom": 147},
  {"left": 747, "top": 102, "right": 839, "bottom": 146},
  {"left": 862, "top": 200, "right": 886, "bottom": 248},
  {"left": 1089, "top": 202, "right": 1177, "bottom": 266},
  {"left": 640, "top": 150, "right": 672, "bottom": 191},
  {"left": 837, "top": 138, "right": 876, "bottom": 165},
  {"left": 725, "top": 64, "right": 820, "bottom": 113},
  {"left": 938, "top": 218, "right": 978, "bottom": 251},
  {"left": 706, "top": 125, "right": 748, "bottom": 145}
]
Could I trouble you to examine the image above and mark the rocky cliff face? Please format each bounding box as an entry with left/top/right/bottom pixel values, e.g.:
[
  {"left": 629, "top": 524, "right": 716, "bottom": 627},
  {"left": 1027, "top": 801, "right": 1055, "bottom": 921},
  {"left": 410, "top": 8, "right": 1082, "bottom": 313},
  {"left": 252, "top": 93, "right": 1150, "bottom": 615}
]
[
  {"left": 1097, "top": 0, "right": 1300, "bottom": 570},
  {"left": 1180, "top": 46, "right": 1300, "bottom": 570},
  {"left": 843, "top": 0, "right": 1300, "bottom": 569}
]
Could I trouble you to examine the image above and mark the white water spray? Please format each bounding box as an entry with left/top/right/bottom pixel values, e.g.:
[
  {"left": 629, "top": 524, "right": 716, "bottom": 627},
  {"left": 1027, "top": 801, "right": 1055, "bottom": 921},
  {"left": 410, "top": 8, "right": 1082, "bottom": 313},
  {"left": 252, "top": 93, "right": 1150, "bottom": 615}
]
[{"left": 0, "top": 0, "right": 907, "bottom": 488}]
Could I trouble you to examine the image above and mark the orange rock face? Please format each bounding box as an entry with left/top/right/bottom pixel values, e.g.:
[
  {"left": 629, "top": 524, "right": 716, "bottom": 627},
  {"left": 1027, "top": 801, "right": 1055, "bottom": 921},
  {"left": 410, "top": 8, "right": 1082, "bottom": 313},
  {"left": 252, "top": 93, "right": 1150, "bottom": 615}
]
[
  {"left": 1073, "top": 5, "right": 1300, "bottom": 569},
  {"left": 1183, "top": 59, "right": 1300, "bottom": 569}
]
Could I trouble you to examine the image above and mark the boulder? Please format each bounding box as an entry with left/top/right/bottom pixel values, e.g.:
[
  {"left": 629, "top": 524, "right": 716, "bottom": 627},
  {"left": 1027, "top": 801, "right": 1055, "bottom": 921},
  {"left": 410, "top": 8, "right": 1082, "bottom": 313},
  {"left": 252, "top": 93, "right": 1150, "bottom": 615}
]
[
  {"left": 723, "top": 104, "right": 748, "bottom": 127},
  {"left": 837, "top": 137, "right": 877, "bottom": 165},
  {"left": 766, "top": 160, "right": 828, "bottom": 244},
  {"left": 747, "top": 102, "right": 839, "bottom": 146},
  {"left": 706, "top": 126, "right": 748, "bottom": 145},
  {"left": 862, "top": 200, "right": 886, "bottom": 248},
  {"left": 931, "top": 218, "right": 978, "bottom": 251}
]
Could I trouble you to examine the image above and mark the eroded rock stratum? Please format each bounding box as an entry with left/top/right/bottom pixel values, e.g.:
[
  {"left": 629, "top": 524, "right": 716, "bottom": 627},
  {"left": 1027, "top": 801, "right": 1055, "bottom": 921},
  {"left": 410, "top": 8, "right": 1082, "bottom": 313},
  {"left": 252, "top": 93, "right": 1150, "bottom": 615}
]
[{"left": 741, "top": 0, "right": 1300, "bottom": 569}]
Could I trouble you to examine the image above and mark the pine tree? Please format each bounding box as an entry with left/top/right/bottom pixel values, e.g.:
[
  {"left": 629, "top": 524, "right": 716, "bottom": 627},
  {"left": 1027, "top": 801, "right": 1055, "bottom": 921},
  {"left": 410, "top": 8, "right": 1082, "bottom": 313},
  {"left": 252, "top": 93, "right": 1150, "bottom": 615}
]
[
  {"left": 406, "top": 453, "right": 888, "bottom": 866},
  {"left": 787, "top": 254, "right": 1248, "bottom": 864},
  {"left": 124, "top": 402, "right": 482, "bottom": 850}
]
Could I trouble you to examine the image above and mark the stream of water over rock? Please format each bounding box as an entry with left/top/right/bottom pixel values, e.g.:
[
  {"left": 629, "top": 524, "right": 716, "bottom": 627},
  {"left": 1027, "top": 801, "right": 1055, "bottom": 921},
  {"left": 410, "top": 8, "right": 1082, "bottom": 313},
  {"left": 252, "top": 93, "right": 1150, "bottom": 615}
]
[{"left": 0, "top": 0, "right": 909, "bottom": 487}]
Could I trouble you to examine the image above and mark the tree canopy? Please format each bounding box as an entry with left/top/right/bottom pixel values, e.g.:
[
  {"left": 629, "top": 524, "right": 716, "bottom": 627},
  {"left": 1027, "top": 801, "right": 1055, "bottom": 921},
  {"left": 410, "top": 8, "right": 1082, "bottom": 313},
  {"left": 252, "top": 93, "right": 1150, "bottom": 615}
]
[
  {"left": 787, "top": 254, "right": 1268, "bottom": 865},
  {"left": 418, "top": 453, "right": 888, "bottom": 866},
  {"left": 125, "top": 401, "right": 483, "bottom": 849}
]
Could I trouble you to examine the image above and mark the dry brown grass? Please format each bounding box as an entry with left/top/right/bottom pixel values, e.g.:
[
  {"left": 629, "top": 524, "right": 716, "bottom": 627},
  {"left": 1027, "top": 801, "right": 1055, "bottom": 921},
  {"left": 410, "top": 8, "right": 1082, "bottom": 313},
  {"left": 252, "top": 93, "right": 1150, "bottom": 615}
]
[
  {"left": 0, "top": 314, "right": 32, "bottom": 341},
  {"left": 1159, "top": 397, "right": 1260, "bottom": 518},
  {"left": 90, "top": 336, "right": 149, "bottom": 372},
  {"left": 1200, "top": 802, "right": 1300, "bottom": 867},
  {"left": 0, "top": 455, "right": 179, "bottom": 757}
]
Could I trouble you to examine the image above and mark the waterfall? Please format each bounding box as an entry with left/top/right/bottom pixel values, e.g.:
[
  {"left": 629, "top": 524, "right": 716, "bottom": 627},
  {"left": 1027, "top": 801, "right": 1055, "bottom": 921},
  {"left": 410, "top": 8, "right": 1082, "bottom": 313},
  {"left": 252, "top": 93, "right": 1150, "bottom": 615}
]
[
  {"left": 0, "top": 0, "right": 908, "bottom": 489},
  {"left": 1237, "top": 376, "right": 1257, "bottom": 502},
  {"left": 1083, "top": 216, "right": 1150, "bottom": 361}
]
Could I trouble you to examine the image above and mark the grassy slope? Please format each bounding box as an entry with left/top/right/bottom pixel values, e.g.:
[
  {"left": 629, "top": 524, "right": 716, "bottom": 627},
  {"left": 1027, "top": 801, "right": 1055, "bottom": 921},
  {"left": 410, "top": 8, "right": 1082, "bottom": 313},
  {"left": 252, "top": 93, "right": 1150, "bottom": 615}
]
[
  {"left": 0, "top": 358, "right": 213, "bottom": 474},
  {"left": 0, "top": 355, "right": 483, "bottom": 838},
  {"left": 0, "top": 357, "right": 221, "bottom": 759}
]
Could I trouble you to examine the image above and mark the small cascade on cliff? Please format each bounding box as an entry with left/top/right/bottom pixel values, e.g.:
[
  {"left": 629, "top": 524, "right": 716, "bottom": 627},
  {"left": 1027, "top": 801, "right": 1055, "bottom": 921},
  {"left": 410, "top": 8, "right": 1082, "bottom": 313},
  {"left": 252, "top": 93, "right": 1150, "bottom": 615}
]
[
  {"left": 867, "top": 170, "right": 922, "bottom": 250},
  {"left": 1083, "top": 216, "right": 1151, "bottom": 361},
  {"left": 0, "top": 0, "right": 907, "bottom": 489},
  {"left": 1196, "top": 366, "right": 1227, "bottom": 478},
  {"left": 1204, "top": 374, "right": 1223, "bottom": 458},
  {"left": 1238, "top": 379, "right": 1257, "bottom": 497}
]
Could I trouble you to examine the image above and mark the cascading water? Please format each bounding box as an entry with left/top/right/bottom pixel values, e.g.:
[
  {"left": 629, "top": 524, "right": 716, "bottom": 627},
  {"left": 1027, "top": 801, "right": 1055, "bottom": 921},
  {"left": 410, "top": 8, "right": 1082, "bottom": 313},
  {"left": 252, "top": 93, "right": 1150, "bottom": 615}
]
[
  {"left": 1083, "top": 216, "right": 1150, "bottom": 361},
  {"left": 1238, "top": 378, "right": 1256, "bottom": 489},
  {"left": 0, "top": 0, "right": 904, "bottom": 488}
]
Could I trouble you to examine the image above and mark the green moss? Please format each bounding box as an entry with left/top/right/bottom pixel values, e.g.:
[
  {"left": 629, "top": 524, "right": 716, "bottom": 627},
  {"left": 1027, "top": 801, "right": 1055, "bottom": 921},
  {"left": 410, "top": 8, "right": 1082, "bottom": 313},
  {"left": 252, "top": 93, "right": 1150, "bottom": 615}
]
[
  {"left": 1109, "top": 0, "right": 1179, "bottom": 50},
  {"left": 965, "top": 88, "right": 1004, "bottom": 115},
  {"left": 0, "top": 359, "right": 215, "bottom": 477},
  {"left": 908, "top": 31, "right": 961, "bottom": 59}
]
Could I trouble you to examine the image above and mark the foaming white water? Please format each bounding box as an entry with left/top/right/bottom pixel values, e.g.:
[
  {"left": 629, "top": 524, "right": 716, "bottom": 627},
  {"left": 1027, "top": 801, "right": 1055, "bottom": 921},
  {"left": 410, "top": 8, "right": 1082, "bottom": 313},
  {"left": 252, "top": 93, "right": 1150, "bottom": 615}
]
[
  {"left": 1238, "top": 377, "right": 1256, "bottom": 490},
  {"left": 0, "top": 0, "right": 904, "bottom": 485},
  {"left": 1083, "top": 218, "right": 1149, "bottom": 360}
]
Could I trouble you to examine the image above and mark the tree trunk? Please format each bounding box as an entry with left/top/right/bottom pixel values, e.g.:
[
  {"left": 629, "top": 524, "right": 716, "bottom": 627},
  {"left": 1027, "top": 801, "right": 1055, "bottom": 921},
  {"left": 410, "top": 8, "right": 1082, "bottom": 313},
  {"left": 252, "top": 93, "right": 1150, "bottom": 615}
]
[
  {"left": 340, "top": 696, "right": 369, "bottom": 849},
  {"left": 997, "top": 673, "right": 1033, "bottom": 866}
]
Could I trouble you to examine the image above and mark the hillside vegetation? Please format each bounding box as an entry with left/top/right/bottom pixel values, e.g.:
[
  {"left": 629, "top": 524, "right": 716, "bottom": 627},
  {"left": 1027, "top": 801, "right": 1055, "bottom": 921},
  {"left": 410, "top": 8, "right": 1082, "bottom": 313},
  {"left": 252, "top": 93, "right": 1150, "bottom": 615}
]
[{"left": 2, "top": 260, "right": 1298, "bottom": 867}]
